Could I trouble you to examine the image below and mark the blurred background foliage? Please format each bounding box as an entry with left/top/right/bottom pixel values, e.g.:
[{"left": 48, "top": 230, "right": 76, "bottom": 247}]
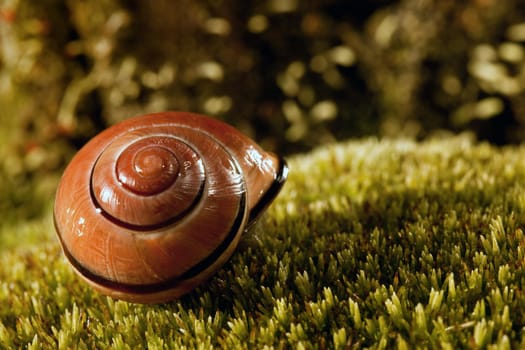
[{"left": 2, "top": 0, "right": 525, "bottom": 224}]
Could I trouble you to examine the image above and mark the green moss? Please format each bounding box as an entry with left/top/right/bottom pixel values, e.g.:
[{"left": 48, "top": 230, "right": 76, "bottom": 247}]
[{"left": 3, "top": 135, "right": 525, "bottom": 348}]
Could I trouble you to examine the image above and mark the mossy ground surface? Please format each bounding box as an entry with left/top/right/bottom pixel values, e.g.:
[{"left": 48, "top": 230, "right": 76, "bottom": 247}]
[{"left": 2, "top": 136, "right": 525, "bottom": 349}]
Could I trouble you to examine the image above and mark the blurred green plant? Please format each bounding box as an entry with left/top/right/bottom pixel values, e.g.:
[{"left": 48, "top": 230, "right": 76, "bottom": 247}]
[{"left": 2, "top": 0, "right": 525, "bottom": 223}]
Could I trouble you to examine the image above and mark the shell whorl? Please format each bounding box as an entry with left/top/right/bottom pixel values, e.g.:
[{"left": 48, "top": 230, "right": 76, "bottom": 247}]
[{"left": 54, "top": 112, "right": 287, "bottom": 303}]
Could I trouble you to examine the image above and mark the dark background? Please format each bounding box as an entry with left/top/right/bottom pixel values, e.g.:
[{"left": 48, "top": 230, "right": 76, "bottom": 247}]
[{"left": 1, "top": 0, "right": 525, "bottom": 222}]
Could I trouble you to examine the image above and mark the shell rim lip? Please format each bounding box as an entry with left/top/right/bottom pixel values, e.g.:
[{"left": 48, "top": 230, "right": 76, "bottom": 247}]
[{"left": 247, "top": 156, "right": 289, "bottom": 225}]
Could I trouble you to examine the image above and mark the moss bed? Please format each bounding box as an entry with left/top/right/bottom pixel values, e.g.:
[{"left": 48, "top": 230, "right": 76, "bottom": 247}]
[{"left": 2, "top": 136, "right": 525, "bottom": 348}]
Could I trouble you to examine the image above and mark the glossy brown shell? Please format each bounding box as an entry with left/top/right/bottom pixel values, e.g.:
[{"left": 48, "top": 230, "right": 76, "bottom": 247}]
[{"left": 54, "top": 111, "right": 288, "bottom": 303}]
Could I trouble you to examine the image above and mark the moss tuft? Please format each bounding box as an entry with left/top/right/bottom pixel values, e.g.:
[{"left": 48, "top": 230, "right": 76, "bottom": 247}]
[{"left": 3, "top": 136, "right": 525, "bottom": 348}]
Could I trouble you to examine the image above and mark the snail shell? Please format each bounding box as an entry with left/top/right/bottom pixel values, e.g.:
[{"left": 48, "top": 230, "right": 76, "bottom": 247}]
[{"left": 54, "top": 111, "right": 288, "bottom": 303}]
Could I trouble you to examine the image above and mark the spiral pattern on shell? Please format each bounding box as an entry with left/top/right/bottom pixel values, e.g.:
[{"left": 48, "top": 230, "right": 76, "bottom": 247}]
[{"left": 54, "top": 112, "right": 287, "bottom": 303}]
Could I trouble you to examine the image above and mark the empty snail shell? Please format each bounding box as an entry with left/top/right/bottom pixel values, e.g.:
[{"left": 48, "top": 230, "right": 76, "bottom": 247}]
[{"left": 54, "top": 111, "right": 288, "bottom": 303}]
